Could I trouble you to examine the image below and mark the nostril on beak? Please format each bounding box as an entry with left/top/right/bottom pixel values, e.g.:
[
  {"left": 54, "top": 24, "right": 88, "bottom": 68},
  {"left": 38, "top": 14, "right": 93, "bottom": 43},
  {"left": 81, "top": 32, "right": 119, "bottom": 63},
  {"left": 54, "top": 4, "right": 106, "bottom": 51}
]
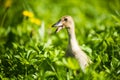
[{"left": 52, "top": 20, "right": 62, "bottom": 27}]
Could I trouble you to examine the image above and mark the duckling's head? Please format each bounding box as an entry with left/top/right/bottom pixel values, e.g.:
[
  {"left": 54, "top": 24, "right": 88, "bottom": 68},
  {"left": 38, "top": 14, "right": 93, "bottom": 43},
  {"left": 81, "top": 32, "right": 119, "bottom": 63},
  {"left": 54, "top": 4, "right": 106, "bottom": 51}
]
[{"left": 52, "top": 16, "right": 74, "bottom": 33}]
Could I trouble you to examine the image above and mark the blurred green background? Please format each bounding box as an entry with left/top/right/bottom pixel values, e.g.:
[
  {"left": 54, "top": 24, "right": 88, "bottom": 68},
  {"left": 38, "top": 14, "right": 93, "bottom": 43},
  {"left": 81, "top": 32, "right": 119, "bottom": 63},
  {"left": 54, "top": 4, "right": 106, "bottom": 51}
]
[{"left": 0, "top": 0, "right": 120, "bottom": 79}]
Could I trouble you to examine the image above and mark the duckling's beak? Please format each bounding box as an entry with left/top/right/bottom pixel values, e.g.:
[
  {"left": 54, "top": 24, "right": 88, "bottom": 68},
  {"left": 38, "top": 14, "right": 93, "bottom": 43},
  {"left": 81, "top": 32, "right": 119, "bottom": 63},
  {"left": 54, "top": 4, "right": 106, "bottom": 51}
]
[{"left": 52, "top": 20, "right": 63, "bottom": 33}]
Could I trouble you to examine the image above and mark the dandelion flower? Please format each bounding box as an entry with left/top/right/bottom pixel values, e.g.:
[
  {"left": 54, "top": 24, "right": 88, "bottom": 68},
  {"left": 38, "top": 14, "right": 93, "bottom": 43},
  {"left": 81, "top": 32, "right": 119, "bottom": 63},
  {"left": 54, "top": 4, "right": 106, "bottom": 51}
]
[
  {"left": 22, "top": 10, "right": 34, "bottom": 18},
  {"left": 4, "top": 0, "right": 12, "bottom": 8}
]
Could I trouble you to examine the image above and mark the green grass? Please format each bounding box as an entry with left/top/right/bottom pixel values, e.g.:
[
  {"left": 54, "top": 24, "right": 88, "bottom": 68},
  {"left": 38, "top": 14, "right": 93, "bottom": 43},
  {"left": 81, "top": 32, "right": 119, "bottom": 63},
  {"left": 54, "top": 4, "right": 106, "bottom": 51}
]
[{"left": 0, "top": 0, "right": 120, "bottom": 80}]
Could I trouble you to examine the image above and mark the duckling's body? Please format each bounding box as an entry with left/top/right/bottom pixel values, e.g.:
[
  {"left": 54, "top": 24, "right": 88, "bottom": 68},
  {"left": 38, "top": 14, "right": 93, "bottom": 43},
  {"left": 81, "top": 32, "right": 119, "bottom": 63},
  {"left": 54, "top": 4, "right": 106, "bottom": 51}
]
[
  {"left": 52, "top": 16, "right": 92, "bottom": 71},
  {"left": 66, "top": 34, "right": 91, "bottom": 71}
]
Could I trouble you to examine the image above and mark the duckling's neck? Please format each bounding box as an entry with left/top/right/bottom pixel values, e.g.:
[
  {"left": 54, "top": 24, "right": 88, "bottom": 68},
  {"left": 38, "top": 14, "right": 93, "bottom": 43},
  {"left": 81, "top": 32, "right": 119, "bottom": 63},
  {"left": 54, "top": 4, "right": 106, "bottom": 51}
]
[{"left": 67, "top": 25, "right": 78, "bottom": 46}]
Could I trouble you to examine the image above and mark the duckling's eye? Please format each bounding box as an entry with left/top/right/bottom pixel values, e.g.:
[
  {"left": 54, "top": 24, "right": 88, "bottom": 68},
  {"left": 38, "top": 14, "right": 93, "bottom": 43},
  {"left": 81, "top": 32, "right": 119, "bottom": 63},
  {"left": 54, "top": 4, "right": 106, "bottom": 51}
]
[{"left": 64, "top": 18, "right": 67, "bottom": 21}]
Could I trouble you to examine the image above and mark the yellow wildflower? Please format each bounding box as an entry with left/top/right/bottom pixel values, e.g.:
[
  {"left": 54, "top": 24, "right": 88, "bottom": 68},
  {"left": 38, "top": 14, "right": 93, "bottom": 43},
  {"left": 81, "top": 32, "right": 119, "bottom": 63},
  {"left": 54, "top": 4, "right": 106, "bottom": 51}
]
[
  {"left": 4, "top": 0, "right": 12, "bottom": 8},
  {"left": 30, "top": 18, "right": 41, "bottom": 25},
  {"left": 22, "top": 10, "right": 34, "bottom": 18},
  {"left": 22, "top": 10, "right": 41, "bottom": 25},
  {"left": 34, "top": 18, "right": 41, "bottom": 25},
  {"left": 28, "top": 12, "right": 34, "bottom": 18}
]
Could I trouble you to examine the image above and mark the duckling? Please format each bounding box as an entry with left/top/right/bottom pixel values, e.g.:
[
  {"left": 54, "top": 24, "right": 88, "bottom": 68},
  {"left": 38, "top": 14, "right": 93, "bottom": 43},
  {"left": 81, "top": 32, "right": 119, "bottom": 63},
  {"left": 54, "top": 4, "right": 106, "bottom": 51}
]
[{"left": 52, "top": 16, "right": 92, "bottom": 72}]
